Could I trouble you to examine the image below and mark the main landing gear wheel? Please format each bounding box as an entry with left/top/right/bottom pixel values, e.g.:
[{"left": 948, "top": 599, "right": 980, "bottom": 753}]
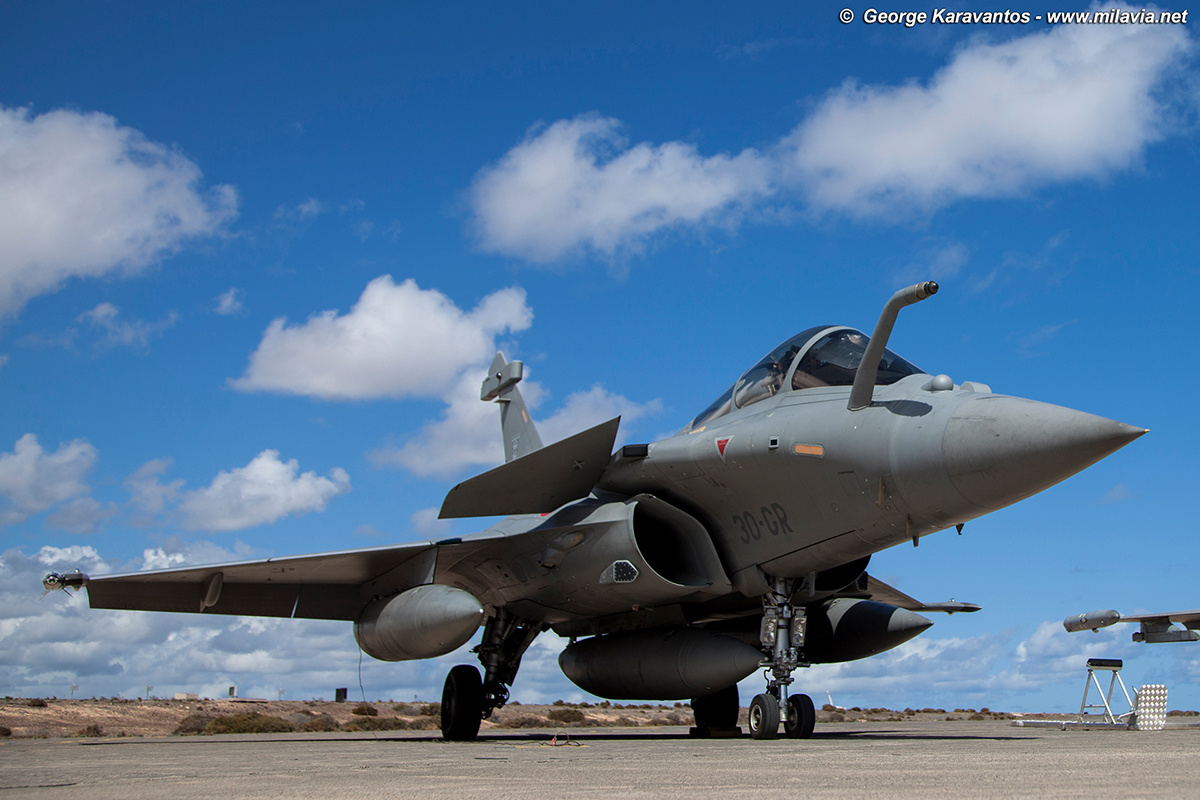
[
  {"left": 784, "top": 693, "right": 815, "bottom": 739},
  {"left": 691, "top": 684, "right": 740, "bottom": 730},
  {"left": 441, "top": 664, "right": 483, "bottom": 741},
  {"left": 748, "top": 693, "right": 780, "bottom": 740}
]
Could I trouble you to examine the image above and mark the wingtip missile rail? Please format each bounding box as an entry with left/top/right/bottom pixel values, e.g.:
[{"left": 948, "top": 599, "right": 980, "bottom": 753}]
[{"left": 42, "top": 570, "right": 89, "bottom": 597}]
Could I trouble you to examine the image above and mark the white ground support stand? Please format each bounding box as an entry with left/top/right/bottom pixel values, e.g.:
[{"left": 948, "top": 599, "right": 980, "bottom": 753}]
[
  {"left": 1011, "top": 658, "right": 1168, "bottom": 731},
  {"left": 1077, "top": 658, "right": 1133, "bottom": 726}
]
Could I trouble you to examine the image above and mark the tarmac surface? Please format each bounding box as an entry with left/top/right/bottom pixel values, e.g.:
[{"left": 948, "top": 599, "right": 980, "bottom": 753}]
[{"left": 3, "top": 721, "right": 1199, "bottom": 799}]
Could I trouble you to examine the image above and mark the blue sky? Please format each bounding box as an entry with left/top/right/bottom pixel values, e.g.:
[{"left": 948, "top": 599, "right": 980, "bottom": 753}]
[{"left": 2, "top": 1, "right": 1199, "bottom": 713}]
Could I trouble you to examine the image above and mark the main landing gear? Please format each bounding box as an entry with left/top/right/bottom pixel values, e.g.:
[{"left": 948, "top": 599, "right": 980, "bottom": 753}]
[
  {"left": 441, "top": 664, "right": 483, "bottom": 740},
  {"left": 748, "top": 576, "right": 816, "bottom": 740},
  {"left": 441, "top": 610, "right": 546, "bottom": 741},
  {"left": 690, "top": 683, "right": 741, "bottom": 737}
]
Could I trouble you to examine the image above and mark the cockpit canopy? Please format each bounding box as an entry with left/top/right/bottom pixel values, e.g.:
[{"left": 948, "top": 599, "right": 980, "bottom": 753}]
[{"left": 688, "top": 326, "right": 926, "bottom": 430}]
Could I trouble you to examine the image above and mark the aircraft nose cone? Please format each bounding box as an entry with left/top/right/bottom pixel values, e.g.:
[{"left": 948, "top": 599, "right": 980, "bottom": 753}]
[{"left": 942, "top": 396, "right": 1145, "bottom": 510}]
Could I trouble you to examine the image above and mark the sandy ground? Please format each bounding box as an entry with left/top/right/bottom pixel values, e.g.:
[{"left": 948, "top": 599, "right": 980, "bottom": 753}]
[{"left": 0, "top": 697, "right": 1049, "bottom": 739}]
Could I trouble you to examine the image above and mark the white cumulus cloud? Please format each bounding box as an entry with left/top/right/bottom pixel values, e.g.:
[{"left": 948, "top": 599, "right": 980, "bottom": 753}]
[
  {"left": 0, "top": 434, "right": 98, "bottom": 526},
  {"left": 783, "top": 5, "right": 1193, "bottom": 216},
  {"left": 471, "top": 7, "right": 1192, "bottom": 258},
  {"left": 140, "top": 548, "right": 187, "bottom": 571},
  {"left": 179, "top": 450, "right": 351, "bottom": 532},
  {"left": 471, "top": 115, "right": 774, "bottom": 262},
  {"left": 230, "top": 276, "right": 533, "bottom": 400},
  {"left": 0, "top": 106, "right": 237, "bottom": 319},
  {"left": 33, "top": 544, "right": 110, "bottom": 572}
]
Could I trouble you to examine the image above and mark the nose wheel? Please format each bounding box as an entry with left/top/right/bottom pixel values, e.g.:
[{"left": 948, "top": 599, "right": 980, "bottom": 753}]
[
  {"left": 748, "top": 693, "right": 814, "bottom": 739},
  {"left": 748, "top": 693, "right": 781, "bottom": 739},
  {"left": 784, "top": 693, "right": 816, "bottom": 739}
]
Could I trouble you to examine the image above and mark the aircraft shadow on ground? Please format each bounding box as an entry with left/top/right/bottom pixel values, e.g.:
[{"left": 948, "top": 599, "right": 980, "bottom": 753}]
[{"left": 73, "top": 728, "right": 1027, "bottom": 746}]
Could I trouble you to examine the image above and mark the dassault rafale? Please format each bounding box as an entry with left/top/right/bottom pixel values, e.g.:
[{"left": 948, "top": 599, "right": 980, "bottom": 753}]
[{"left": 44, "top": 282, "right": 1145, "bottom": 740}]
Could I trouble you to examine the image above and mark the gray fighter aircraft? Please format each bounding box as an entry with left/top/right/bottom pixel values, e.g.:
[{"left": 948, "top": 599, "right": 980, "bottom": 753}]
[{"left": 44, "top": 282, "right": 1145, "bottom": 740}]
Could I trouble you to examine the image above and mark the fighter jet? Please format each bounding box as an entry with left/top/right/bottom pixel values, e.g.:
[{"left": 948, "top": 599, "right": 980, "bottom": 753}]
[
  {"left": 1065, "top": 609, "right": 1200, "bottom": 643},
  {"left": 44, "top": 282, "right": 1145, "bottom": 740}
]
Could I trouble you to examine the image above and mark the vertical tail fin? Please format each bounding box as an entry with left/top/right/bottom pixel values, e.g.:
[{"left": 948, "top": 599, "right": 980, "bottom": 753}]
[{"left": 481, "top": 352, "right": 543, "bottom": 462}]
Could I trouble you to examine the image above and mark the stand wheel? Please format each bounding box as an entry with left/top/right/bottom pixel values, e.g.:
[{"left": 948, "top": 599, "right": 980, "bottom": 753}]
[
  {"left": 691, "top": 684, "right": 740, "bottom": 729},
  {"left": 748, "top": 693, "right": 780, "bottom": 740},
  {"left": 441, "top": 664, "right": 483, "bottom": 741},
  {"left": 784, "top": 693, "right": 815, "bottom": 739}
]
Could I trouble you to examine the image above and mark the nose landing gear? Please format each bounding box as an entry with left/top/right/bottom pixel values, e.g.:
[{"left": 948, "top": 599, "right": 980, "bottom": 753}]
[{"left": 750, "top": 576, "right": 816, "bottom": 740}]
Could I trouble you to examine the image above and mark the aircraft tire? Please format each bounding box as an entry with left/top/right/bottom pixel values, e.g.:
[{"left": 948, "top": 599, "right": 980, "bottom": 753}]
[
  {"left": 441, "top": 664, "right": 483, "bottom": 741},
  {"left": 748, "top": 693, "right": 779, "bottom": 740},
  {"left": 691, "top": 683, "right": 740, "bottom": 729},
  {"left": 784, "top": 693, "right": 815, "bottom": 739}
]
